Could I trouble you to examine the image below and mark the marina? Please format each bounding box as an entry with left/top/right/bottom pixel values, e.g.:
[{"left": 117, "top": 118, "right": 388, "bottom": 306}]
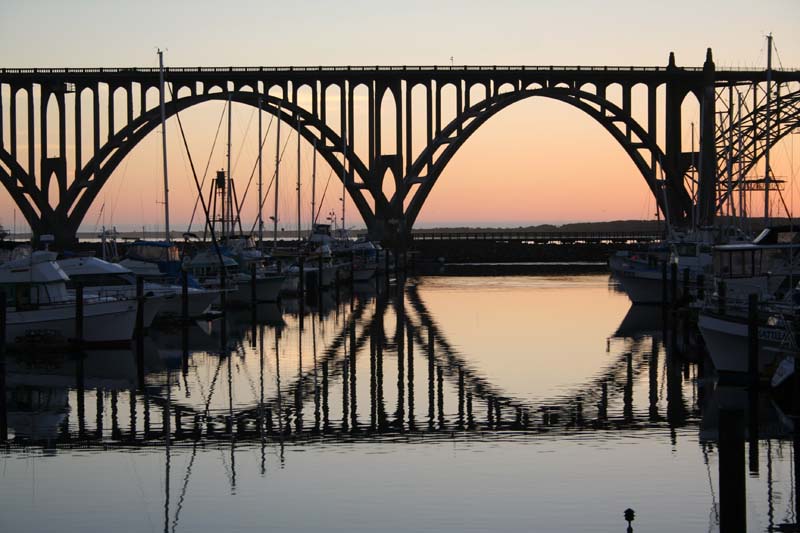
[
  {"left": 3, "top": 273, "right": 799, "bottom": 533},
  {"left": 2, "top": 3, "right": 800, "bottom": 531}
]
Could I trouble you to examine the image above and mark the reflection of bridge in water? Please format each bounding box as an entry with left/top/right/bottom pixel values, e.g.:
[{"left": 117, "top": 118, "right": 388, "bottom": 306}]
[{"left": 1, "top": 277, "right": 697, "bottom": 449}]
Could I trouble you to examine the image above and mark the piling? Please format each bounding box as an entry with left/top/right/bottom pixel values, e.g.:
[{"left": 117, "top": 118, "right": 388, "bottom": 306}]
[
  {"left": 682, "top": 267, "right": 690, "bottom": 302},
  {"left": 135, "top": 277, "right": 145, "bottom": 389},
  {"left": 670, "top": 262, "right": 678, "bottom": 307},
  {"left": 75, "top": 284, "right": 84, "bottom": 345},
  {"left": 250, "top": 263, "right": 257, "bottom": 305},
  {"left": 317, "top": 253, "right": 324, "bottom": 294},
  {"left": 181, "top": 269, "right": 189, "bottom": 323},
  {"left": 660, "top": 261, "right": 668, "bottom": 306},
  {"left": 747, "top": 294, "right": 759, "bottom": 385},
  {"left": 718, "top": 407, "right": 747, "bottom": 531},
  {"left": 349, "top": 251, "right": 355, "bottom": 289},
  {"left": 335, "top": 269, "right": 340, "bottom": 304},
  {"left": 298, "top": 256, "right": 305, "bottom": 297},
  {"left": 748, "top": 381, "right": 760, "bottom": 475}
]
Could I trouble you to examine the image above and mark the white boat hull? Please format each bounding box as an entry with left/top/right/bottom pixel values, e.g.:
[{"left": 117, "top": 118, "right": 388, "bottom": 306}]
[
  {"left": 228, "top": 275, "right": 285, "bottom": 303},
  {"left": 7, "top": 299, "right": 137, "bottom": 345},
  {"left": 617, "top": 270, "right": 664, "bottom": 304},
  {"left": 697, "top": 313, "right": 786, "bottom": 373}
]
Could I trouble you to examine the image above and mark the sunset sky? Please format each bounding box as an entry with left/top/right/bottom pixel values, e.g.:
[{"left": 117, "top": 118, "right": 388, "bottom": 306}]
[{"left": 1, "top": 0, "right": 799, "bottom": 234}]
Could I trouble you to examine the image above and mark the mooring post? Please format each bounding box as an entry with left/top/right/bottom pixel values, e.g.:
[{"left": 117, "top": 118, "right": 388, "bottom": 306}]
[
  {"left": 75, "top": 283, "right": 84, "bottom": 346},
  {"left": 135, "top": 276, "right": 145, "bottom": 389},
  {"left": 697, "top": 274, "right": 705, "bottom": 301},
  {"left": 250, "top": 263, "right": 257, "bottom": 305},
  {"left": 682, "top": 267, "right": 690, "bottom": 302},
  {"left": 317, "top": 253, "right": 324, "bottom": 302},
  {"left": 718, "top": 406, "right": 747, "bottom": 531},
  {"left": 349, "top": 251, "right": 355, "bottom": 289},
  {"left": 181, "top": 269, "right": 189, "bottom": 324},
  {"left": 670, "top": 262, "right": 678, "bottom": 307},
  {"left": 747, "top": 294, "right": 759, "bottom": 385},
  {"left": 335, "top": 268, "right": 340, "bottom": 304},
  {"left": 660, "top": 261, "right": 668, "bottom": 306},
  {"left": 298, "top": 256, "right": 305, "bottom": 298}
]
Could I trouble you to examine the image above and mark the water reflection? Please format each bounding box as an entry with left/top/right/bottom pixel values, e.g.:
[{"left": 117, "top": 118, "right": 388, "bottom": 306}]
[{"left": 1, "top": 274, "right": 798, "bottom": 532}]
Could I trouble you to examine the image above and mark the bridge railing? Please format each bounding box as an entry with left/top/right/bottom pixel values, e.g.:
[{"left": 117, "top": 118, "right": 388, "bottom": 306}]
[
  {"left": 409, "top": 230, "right": 664, "bottom": 242},
  {"left": 3, "top": 65, "right": 786, "bottom": 75}
]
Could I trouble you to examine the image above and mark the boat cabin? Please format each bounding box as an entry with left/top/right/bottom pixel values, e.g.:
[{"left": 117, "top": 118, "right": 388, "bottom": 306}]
[{"left": 0, "top": 251, "right": 70, "bottom": 309}]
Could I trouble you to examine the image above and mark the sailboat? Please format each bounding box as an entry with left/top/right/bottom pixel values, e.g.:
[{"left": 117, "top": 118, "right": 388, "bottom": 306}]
[{"left": 186, "top": 95, "right": 286, "bottom": 303}]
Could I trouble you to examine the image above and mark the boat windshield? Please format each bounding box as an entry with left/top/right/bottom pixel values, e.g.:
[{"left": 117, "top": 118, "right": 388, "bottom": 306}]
[
  {"left": 712, "top": 247, "right": 787, "bottom": 278},
  {"left": 66, "top": 273, "right": 134, "bottom": 288}
]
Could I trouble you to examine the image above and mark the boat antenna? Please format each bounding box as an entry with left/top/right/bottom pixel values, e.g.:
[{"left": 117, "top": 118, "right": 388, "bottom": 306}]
[
  {"left": 341, "top": 129, "right": 347, "bottom": 235},
  {"left": 158, "top": 48, "right": 171, "bottom": 242},
  {"left": 296, "top": 114, "right": 301, "bottom": 243},
  {"left": 226, "top": 94, "right": 233, "bottom": 239},
  {"left": 273, "top": 101, "right": 282, "bottom": 251},
  {"left": 258, "top": 96, "right": 264, "bottom": 246},
  {"left": 311, "top": 138, "right": 317, "bottom": 227},
  {"left": 764, "top": 32, "right": 774, "bottom": 227}
]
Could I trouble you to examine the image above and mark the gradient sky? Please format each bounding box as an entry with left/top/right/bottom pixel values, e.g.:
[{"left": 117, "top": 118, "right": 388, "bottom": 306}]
[{"left": 1, "top": 0, "right": 799, "bottom": 233}]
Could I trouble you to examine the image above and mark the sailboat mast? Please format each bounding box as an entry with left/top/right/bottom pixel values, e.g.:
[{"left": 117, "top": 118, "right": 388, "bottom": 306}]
[
  {"left": 341, "top": 134, "right": 347, "bottom": 235},
  {"left": 273, "top": 103, "right": 281, "bottom": 250},
  {"left": 226, "top": 94, "right": 232, "bottom": 239},
  {"left": 764, "top": 33, "right": 773, "bottom": 227},
  {"left": 158, "top": 49, "right": 171, "bottom": 241},
  {"left": 296, "top": 115, "right": 301, "bottom": 242},
  {"left": 258, "top": 96, "right": 264, "bottom": 246},
  {"left": 311, "top": 139, "right": 317, "bottom": 227}
]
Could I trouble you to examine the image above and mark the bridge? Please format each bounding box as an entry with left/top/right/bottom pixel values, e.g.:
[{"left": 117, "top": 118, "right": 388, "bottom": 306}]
[{"left": 1, "top": 49, "right": 800, "bottom": 246}]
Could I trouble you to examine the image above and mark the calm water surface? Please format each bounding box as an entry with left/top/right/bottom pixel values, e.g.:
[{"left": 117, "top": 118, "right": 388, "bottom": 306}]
[{"left": 0, "top": 274, "right": 795, "bottom": 532}]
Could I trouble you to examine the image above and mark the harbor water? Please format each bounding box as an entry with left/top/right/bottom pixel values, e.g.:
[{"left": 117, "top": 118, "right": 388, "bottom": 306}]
[{"left": 0, "top": 274, "right": 794, "bottom": 532}]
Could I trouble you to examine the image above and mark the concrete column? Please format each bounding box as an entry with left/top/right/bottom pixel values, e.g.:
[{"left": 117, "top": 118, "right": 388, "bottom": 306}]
[{"left": 698, "top": 48, "right": 717, "bottom": 226}]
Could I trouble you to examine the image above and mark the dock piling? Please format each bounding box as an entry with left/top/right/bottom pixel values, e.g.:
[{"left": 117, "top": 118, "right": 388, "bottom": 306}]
[{"left": 75, "top": 284, "right": 84, "bottom": 345}]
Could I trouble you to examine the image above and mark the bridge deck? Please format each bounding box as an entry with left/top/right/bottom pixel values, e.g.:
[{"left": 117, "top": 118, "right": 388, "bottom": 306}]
[{"left": 410, "top": 230, "right": 663, "bottom": 244}]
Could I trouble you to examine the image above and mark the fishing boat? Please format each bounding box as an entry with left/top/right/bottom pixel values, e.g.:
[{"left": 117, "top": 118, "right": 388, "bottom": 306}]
[
  {"left": 0, "top": 251, "right": 137, "bottom": 346},
  {"left": 696, "top": 227, "right": 800, "bottom": 374}
]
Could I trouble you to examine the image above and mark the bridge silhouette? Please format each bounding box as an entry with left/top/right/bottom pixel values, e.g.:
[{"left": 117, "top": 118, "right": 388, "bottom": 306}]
[{"left": 1, "top": 50, "right": 800, "bottom": 245}]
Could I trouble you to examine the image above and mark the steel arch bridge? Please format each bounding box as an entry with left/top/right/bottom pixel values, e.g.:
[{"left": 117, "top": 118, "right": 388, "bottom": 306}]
[{"left": 1, "top": 49, "right": 800, "bottom": 246}]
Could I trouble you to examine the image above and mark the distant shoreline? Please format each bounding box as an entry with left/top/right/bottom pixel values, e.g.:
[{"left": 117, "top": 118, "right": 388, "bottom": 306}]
[{"left": 0, "top": 216, "right": 785, "bottom": 241}]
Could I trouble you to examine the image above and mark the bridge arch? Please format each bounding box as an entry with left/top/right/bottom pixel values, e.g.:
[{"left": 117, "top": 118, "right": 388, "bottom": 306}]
[
  {"left": 0, "top": 90, "right": 389, "bottom": 242},
  {"left": 404, "top": 86, "right": 690, "bottom": 229}
]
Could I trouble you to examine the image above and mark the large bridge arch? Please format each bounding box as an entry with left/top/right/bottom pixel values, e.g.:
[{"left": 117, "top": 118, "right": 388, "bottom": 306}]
[
  {"left": 403, "top": 86, "right": 691, "bottom": 230},
  {"left": 0, "top": 89, "right": 386, "bottom": 244}
]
